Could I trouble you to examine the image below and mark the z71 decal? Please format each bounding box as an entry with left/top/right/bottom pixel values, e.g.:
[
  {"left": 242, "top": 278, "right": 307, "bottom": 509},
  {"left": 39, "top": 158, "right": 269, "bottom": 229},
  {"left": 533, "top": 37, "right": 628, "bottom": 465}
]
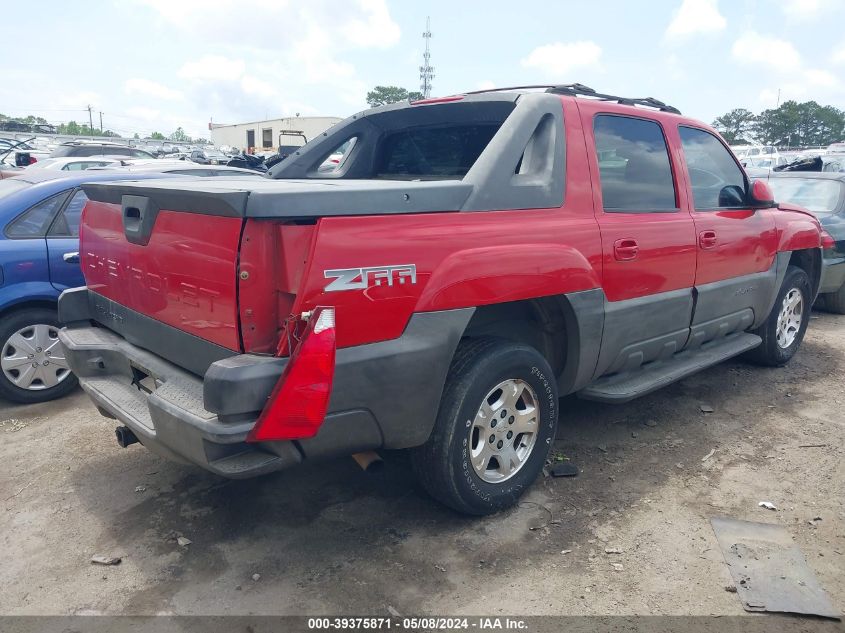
[{"left": 324, "top": 264, "right": 417, "bottom": 292}]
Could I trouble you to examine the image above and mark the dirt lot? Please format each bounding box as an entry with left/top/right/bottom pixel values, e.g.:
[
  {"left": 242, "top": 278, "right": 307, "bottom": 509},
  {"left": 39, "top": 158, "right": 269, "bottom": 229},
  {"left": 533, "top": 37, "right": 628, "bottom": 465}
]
[{"left": 1, "top": 312, "right": 843, "bottom": 620}]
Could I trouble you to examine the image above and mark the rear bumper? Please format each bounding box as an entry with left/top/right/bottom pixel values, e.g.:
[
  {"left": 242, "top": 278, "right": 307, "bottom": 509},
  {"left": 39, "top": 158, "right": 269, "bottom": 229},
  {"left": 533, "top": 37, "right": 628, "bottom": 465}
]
[
  {"left": 59, "top": 288, "right": 471, "bottom": 478},
  {"left": 59, "top": 325, "right": 302, "bottom": 477}
]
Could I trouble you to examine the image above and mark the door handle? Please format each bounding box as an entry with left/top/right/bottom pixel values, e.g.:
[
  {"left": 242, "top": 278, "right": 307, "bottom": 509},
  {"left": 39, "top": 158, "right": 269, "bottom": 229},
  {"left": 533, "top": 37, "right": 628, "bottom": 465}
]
[
  {"left": 63, "top": 251, "right": 80, "bottom": 264},
  {"left": 613, "top": 238, "right": 639, "bottom": 261},
  {"left": 699, "top": 230, "right": 717, "bottom": 249}
]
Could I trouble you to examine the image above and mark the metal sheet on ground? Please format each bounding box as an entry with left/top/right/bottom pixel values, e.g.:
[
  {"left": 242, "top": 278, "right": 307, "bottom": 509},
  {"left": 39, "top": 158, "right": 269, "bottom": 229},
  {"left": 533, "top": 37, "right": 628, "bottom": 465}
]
[{"left": 711, "top": 516, "right": 841, "bottom": 619}]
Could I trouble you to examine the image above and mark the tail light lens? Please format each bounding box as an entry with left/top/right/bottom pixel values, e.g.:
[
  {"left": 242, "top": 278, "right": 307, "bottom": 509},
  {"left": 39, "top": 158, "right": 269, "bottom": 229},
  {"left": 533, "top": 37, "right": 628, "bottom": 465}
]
[
  {"left": 28, "top": 156, "right": 37, "bottom": 165},
  {"left": 246, "top": 307, "right": 336, "bottom": 442},
  {"left": 820, "top": 229, "right": 835, "bottom": 250}
]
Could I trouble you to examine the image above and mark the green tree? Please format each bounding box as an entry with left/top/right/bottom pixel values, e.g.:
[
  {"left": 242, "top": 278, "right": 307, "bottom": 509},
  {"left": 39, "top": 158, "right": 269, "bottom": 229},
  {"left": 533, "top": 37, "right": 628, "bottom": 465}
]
[
  {"left": 133, "top": 133, "right": 140, "bottom": 139},
  {"left": 711, "top": 108, "right": 756, "bottom": 144},
  {"left": 193, "top": 137, "right": 209, "bottom": 145},
  {"left": 150, "top": 132, "right": 166, "bottom": 140},
  {"left": 755, "top": 100, "right": 845, "bottom": 147},
  {"left": 366, "top": 85, "right": 424, "bottom": 108},
  {"left": 170, "top": 127, "right": 189, "bottom": 142},
  {"left": 59, "top": 121, "right": 81, "bottom": 135}
]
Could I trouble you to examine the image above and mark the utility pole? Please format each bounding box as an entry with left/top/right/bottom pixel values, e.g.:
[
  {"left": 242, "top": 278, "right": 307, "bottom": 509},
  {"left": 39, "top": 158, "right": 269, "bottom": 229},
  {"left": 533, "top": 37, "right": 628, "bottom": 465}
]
[
  {"left": 87, "top": 104, "right": 94, "bottom": 138},
  {"left": 419, "top": 17, "right": 434, "bottom": 99},
  {"left": 99, "top": 111, "right": 103, "bottom": 134},
  {"left": 776, "top": 88, "right": 781, "bottom": 109}
]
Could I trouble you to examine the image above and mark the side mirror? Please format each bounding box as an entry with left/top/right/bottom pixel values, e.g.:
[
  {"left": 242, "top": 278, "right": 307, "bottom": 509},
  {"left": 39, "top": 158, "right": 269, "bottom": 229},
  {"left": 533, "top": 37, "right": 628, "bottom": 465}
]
[
  {"left": 748, "top": 179, "right": 776, "bottom": 209},
  {"left": 718, "top": 185, "right": 745, "bottom": 207}
]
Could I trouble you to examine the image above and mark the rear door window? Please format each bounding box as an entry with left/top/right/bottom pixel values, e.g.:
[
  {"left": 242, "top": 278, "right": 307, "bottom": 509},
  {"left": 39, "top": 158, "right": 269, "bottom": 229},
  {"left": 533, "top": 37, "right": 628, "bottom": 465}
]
[
  {"left": 593, "top": 115, "right": 677, "bottom": 211},
  {"left": 48, "top": 189, "right": 87, "bottom": 237}
]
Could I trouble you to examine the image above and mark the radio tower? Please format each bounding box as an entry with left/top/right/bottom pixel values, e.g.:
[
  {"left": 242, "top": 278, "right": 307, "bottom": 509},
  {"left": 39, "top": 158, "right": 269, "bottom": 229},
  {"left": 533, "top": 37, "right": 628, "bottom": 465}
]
[{"left": 420, "top": 17, "right": 434, "bottom": 98}]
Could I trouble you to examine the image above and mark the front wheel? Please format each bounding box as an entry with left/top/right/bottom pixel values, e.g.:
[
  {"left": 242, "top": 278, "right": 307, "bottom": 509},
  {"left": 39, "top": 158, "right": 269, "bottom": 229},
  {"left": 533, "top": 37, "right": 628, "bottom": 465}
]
[
  {"left": 0, "top": 308, "right": 78, "bottom": 404},
  {"left": 410, "top": 338, "right": 559, "bottom": 515},
  {"left": 745, "top": 265, "right": 812, "bottom": 367}
]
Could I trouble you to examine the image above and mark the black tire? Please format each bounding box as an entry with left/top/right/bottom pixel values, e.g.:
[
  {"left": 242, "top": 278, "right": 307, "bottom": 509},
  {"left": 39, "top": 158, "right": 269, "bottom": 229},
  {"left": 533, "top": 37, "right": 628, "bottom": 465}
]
[
  {"left": 0, "top": 307, "right": 78, "bottom": 404},
  {"left": 410, "top": 338, "right": 558, "bottom": 516},
  {"left": 745, "top": 266, "right": 812, "bottom": 367},
  {"left": 820, "top": 283, "right": 845, "bottom": 314}
]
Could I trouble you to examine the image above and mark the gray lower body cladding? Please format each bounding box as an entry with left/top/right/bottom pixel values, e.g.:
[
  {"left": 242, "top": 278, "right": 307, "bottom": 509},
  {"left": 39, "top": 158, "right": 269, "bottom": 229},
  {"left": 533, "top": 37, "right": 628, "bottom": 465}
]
[{"left": 58, "top": 288, "right": 472, "bottom": 478}]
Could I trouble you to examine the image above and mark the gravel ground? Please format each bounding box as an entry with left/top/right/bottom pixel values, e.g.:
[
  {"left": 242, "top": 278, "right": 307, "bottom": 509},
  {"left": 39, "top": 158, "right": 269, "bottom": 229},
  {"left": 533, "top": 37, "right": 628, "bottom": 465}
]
[{"left": 1, "top": 312, "right": 843, "bottom": 620}]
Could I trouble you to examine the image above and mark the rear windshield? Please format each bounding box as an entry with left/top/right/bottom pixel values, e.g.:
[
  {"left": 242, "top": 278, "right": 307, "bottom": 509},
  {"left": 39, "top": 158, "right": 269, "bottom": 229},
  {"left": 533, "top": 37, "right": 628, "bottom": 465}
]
[
  {"left": 375, "top": 123, "right": 501, "bottom": 179},
  {"left": 768, "top": 178, "right": 843, "bottom": 215}
]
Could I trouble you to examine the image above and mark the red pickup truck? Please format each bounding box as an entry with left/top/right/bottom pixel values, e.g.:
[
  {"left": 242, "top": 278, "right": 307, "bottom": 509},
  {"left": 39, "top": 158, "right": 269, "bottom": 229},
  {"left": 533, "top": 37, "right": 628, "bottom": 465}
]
[{"left": 59, "top": 85, "right": 823, "bottom": 515}]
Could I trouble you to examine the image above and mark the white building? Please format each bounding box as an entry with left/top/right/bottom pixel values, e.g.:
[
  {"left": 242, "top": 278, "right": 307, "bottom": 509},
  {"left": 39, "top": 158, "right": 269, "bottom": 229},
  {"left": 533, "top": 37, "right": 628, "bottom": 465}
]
[{"left": 209, "top": 116, "right": 343, "bottom": 152}]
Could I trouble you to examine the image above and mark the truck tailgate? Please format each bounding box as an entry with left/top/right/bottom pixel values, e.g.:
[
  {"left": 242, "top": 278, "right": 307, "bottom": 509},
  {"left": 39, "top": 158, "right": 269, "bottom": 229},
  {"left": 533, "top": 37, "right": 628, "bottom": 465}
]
[{"left": 81, "top": 192, "right": 245, "bottom": 351}]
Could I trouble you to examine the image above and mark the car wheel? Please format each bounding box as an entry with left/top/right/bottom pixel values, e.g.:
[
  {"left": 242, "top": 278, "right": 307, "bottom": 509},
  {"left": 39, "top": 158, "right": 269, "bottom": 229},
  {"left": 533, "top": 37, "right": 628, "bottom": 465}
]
[
  {"left": 0, "top": 308, "right": 78, "bottom": 404},
  {"left": 410, "top": 338, "right": 558, "bottom": 515},
  {"left": 820, "top": 282, "right": 845, "bottom": 314},
  {"left": 745, "top": 265, "right": 812, "bottom": 367}
]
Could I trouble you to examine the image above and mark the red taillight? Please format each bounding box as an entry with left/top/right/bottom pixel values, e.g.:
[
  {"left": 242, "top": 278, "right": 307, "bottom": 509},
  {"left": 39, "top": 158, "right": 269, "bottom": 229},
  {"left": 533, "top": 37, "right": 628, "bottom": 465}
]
[
  {"left": 246, "top": 307, "right": 336, "bottom": 442},
  {"left": 28, "top": 156, "right": 37, "bottom": 165},
  {"left": 821, "top": 229, "right": 835, "bottom": 250}
]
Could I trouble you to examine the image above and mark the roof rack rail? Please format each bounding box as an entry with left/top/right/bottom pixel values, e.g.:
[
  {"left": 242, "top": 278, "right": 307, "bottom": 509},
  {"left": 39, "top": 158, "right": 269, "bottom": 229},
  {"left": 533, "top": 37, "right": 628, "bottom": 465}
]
[
  {"left": 463, "top": 83, "right": 681, "bottom": 115},
  {"left": 463, "top": 84, "right": 561, "bottom": 94},
  {"left": 545, "top": 83, "right": 681, "bottom": 114}
]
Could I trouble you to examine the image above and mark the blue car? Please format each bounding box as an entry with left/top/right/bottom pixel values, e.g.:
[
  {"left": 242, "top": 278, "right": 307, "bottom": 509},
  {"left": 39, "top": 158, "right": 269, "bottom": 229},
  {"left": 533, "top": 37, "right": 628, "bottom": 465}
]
[{"left": 0, "top": 170, "right": 180, "bottom": 403}]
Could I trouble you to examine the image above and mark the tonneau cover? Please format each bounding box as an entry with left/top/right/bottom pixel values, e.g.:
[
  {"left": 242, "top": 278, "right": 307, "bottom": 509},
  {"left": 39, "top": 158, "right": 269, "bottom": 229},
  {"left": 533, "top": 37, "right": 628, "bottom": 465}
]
[{"left": 82, "top": 177, "right": 474, "bottom": 218}]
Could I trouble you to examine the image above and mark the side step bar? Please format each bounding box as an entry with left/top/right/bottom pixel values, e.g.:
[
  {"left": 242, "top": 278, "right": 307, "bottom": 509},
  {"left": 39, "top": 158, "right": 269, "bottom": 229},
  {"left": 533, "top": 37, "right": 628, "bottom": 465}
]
[{"left": 578, "top": 332, "right": 762, "bottom": 404}]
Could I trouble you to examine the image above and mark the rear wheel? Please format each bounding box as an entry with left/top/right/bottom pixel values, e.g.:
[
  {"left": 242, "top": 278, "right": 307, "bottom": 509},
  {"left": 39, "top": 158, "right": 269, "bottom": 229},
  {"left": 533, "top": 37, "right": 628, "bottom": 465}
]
[
  {"left": 745, "top": 266, "right": 811, "bottom": 367},
  {"left": 410, "top": 338, "right": 558, "bottom": 515},
  {"left": 0, "top": 308, "right": 77, "bottom": 404}
]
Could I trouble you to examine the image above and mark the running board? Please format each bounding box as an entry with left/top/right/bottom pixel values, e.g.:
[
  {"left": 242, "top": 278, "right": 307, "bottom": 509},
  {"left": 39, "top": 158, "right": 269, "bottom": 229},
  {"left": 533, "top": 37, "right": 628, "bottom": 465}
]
[{"left": 578, "top": 333, "right": 762, "bottom": 404}]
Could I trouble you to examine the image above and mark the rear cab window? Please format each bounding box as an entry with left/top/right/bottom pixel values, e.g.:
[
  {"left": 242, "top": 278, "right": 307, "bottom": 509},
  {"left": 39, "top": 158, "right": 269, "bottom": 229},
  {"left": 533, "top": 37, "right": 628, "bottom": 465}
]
[
  {"left": 303, "top": 100, "right": 516, "bottom": 182},
  {"left": 375, "top": 124, "right": 501, "bottom": 180},
  {"left": 268, "top": 94, "right": 565, "bottom": 211}
]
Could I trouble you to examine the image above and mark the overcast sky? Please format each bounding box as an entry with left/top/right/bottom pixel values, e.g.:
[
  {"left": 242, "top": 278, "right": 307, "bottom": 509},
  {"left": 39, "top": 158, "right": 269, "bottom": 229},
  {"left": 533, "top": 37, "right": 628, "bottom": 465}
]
[{"left": 2, "top": 0, "right": 844, "bottom": 139}]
